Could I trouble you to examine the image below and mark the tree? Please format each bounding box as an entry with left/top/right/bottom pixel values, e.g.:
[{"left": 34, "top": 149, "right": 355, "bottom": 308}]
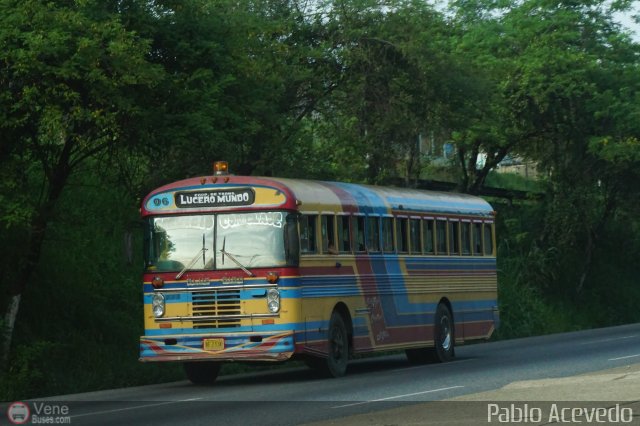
[
  {"left": 449, "top": 0, "right": 640, "bottom": 195},
  {"left": 0, "top": 0, "right": 162, "bottom": 364},
  {"left": 450, "top": 0, "right": 640, "bottom": 292},
  {"left": 308, "top": 0, "right": 457, "bottom": 184}
]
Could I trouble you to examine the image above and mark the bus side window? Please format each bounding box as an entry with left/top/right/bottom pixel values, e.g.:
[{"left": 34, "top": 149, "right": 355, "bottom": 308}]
[
  {"left": 473, "top": 223, "right": 483, "bottom": 255},
  {"left": 423, "top": 219, "right": 434, "bottom": 254},
  {"left": 321, "top": 214, "right": 337, "bottom": 254},
  {"left": 461, "top": 222, "right": 471, "bottom": 255},
  {"left": 367, "top": 216, "right": 381, "bottom": 252},
  {"left": 449, "top": 220, "right": 460, "bottom": 255},
  {"left": 410, "top": 219, "right": 421, "bottom": 254},
  {"left": 353, "top": 216, "right": 366, "bottom": 252},
  {"left": 337, "top": 215, "right": 351, "bottom": 253},
  {"left": 436, "top": 220, "right": 447, "bottom": 254},
  {"left": 484, "top": 223, "right": 494, "bottom": 255},
  {"left": 382, "top": 217, "right": 394, "bottom": 253},
  {"left": 285, "top": 214, "right": 300, "bottom": 265},
  {"left": 300, "top": 215, "right": 317, "bottom": 254},
  {"left": 397, "top": 218, "right": 409, "bottom": 253}
]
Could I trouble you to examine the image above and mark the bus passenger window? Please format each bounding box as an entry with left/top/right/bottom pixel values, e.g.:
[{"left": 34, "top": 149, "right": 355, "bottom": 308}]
[
  {"left": 449, "top": 221, "right": 460, "bottom": 255},
  {"left": 397, "top": 218, "right": 408, "bottom": 253},
  {"left": 410, "top": 219, "right": 421, "bottom": 254},
  {"left": 353, "top": 216, "right": 366, "bottom": 252},
  {"left": 367, "top": 216, "right": 381, "bottom": 252},
  {"left": 382, "top": 217, "right": 394, "bottom": 253},
  {"left": 337, "top": 215, "right": 351, "bottom": 253},
  {"left": 473, "top": 223, "right": 482, "bottom": 255},
  {"left": 436, "top": 220, "right": 447, "bottom": 254},
  {"left": 300, "top": 215, "right": 317, "bottom": 254},
  {"left": 423, "top": 219, "right": 434, "bottom": 254},
  {"left": 321, "top": 215, "right": 337, "bottom": 254},
  {"left": 484, "top": 224, "right": 494, "bottom": 255},
  {"left": 461, "top": 222, "right": 471, "bottom": 255}
]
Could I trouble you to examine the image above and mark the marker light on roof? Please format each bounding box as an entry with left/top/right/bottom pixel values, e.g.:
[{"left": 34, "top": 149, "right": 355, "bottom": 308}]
[{"left": 214, "top": 161, "right": 229, "bottom": 176}]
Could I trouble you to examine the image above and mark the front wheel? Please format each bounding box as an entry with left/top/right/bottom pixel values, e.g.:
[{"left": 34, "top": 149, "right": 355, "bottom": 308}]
[
  {"left": 183, "top": 361, "right": 221, "bottom": 385},
  {"left": 307, "top": 311, "right": 350, "bottom": 377},
  {"left": 326, "top": 312, "right": 349, "bottom": 377}
]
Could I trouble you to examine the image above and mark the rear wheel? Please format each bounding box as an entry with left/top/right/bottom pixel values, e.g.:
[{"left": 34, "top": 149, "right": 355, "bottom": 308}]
[
  {"left": 431, "top": 303, "right": 455, "bottom": 362},
  {"left": 405, "top": 303, "right": 455, "bottom": 364},
  {"left": 183, "top": 361, "right": 221, "bottom": 385}
]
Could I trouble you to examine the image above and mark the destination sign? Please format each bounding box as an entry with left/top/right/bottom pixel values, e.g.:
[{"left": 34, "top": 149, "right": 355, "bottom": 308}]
[{"left": 174, "top": 188, "right": 255, "bottom": 208}]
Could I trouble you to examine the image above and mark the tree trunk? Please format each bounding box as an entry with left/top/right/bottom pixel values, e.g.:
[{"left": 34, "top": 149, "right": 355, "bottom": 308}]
[
  {"left": 576, "top": 194, "right": 617, "bottom": 295},
  {"left": 576, "top": 229, "right": 594, "bottom": 295},
  {"left": 2, "top": 295, "right": 21, "bottom": 367},
  {"left": 1, "top": 150, "right": 71, "bottom": 367}
]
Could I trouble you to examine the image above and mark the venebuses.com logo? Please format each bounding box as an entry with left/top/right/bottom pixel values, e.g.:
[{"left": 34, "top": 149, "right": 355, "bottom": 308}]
[
  {"left": 7, "top": 402, "right": 30, "bottom": 425},
  {"left": 6, "top": 401, "right": 71, "bottom": 424}
]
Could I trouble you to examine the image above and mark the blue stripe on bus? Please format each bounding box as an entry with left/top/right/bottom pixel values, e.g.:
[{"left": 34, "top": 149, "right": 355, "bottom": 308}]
[
  {"left": 305, "top": 316, "right": 369, "bottom": 340},
  {"left": 142, "top": 277, "right": 300, "bottom": 293},
  {"left": 144, "top": 326, "right": 252, "bottom": 335},
  {"left": 333, "top": 183, "right": 389, "bottom": 216},
  {"left": 404, "top": 256, "right": 496, "bottom": 270},
  {"left": 386, "top": 196, "right": 491, "bottom": 215},
  {"left": 143, "top": 288, "right": 301, "bottom": 305},
  {"left": 143, "top": 322, "right": 306, "bottom": 336}
]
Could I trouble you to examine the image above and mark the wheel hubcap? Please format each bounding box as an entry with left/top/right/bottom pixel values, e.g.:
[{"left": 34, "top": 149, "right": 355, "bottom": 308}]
[
  {"left": 440, "top": 316, "right": 451, "bottom": 351},
  {"left": 331, "top": 328, "right": 345, "bottom": 359}
]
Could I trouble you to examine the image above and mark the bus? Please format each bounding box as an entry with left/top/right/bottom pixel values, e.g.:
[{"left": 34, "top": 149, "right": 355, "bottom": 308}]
[{"left": 139, "top": 161, "right": 499, "bottom": 384}]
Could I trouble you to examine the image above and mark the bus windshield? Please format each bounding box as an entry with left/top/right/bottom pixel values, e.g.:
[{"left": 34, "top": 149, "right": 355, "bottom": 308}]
[{"left": 145, "top": 211, "right": 298, "bottom": 272}]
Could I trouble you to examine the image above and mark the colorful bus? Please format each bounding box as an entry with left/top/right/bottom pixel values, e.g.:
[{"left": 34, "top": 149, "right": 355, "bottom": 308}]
[{"left": 140, "top": 162, "right": 499, "bottom": 384}]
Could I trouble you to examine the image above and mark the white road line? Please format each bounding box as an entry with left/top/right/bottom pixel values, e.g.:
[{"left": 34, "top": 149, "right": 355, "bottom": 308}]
[
  {"left": 608, "top": 354, "right": 640, "bottom": 361},
  {"left": 70, "top": 398, "right": 204, "bottom": 419},
  {"left": 579, "top": 335, "right": 638, "bottom": 345},
  {"left": 332, "top": 385, "right": 464, "bottom": 409},
  {"left": 386, "top": 358, "right": 474, "bottom": 374}
]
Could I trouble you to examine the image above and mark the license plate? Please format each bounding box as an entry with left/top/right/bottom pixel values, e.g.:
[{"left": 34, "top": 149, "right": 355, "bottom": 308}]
[{"left": 203, "top": 338, "right": 225, "bottom": 351}]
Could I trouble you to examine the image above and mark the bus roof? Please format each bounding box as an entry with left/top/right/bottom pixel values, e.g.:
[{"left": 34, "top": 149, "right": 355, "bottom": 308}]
[{"left": 141, "top": 175, "right": 494, "bottom": 218}]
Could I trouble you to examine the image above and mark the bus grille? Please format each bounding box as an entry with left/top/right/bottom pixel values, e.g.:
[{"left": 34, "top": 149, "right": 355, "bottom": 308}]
[{"left": 191, "top": 289, "right": 242, "bottom": 329}]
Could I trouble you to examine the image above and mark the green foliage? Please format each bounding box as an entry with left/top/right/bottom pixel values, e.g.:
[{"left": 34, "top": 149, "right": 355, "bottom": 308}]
[
  {"left": 449, "top": 0, "right": 640, "bottom": 193},
  {"left": 0, "top": 341, "right": 53, "bottom": 399},
  {"left": 484, "top": 171, "right": 543, "bottom": 192},
  {"left": 0, "top": 167, "right": 182, "bottom": 399},
  {"left": 494, "top": 197, "right": 640, "bottom": 339}
]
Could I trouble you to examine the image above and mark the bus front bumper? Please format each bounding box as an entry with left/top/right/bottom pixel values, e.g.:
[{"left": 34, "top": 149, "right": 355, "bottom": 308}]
[{"left": 139, "top": 331, "right": 295, "bottom": 363}]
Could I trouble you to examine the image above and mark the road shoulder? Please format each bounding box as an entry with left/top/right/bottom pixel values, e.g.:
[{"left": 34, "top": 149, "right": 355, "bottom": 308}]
[{"left": 302, "top": 363, "right": 640, "bottom": 426}]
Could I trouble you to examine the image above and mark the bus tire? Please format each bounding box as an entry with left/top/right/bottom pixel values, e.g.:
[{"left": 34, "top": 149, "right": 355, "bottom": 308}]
[
  {"left": 324, "top": 311, "right": 350, "bottom": 377},
  {"left": 183, "top": 361, "right": 221, "bottom": 385},
  {"left": 430, "top": 303, "right": 455, "bottom": 363},
  {"left": 405, "top": 303, "right": 455, "bottom": 364}
]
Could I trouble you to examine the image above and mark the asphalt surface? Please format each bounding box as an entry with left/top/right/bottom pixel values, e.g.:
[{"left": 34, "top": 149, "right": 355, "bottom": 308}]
[
  {"left": 302, "top": 363, "right": 640, "bottom": 425},
  {"left": 6, "top": 323, "right": 640, "bottom": 425}
]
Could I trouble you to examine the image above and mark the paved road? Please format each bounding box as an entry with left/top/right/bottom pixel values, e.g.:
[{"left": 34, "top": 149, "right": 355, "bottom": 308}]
[{"left": 13, "top": 323, "right": 640, "bottom": 425}]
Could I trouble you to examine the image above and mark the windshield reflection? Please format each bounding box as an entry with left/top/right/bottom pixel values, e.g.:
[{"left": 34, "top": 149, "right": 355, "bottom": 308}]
[
  {"left": 145, "top": 211, "right": 294, "bottom": 272},
  {"left": 216, "top": 212, "right": 286, "bottom": 270}
]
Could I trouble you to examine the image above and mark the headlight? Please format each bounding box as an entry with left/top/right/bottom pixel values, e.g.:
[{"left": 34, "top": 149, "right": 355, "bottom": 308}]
[
  {"left": 267, "top": 288, "right": 280, "bottom": 313},
  {"left": 152, "top": 293, "right": 165, "bottom": 318}
]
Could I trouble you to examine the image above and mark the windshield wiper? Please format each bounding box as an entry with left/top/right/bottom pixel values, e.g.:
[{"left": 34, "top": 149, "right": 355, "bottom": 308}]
[
  {"left": 220, "top": 237, "right": 255, "bottom": 277},
  {"left": 176, "top": 234, "right": 208, "bottom": 279}
]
